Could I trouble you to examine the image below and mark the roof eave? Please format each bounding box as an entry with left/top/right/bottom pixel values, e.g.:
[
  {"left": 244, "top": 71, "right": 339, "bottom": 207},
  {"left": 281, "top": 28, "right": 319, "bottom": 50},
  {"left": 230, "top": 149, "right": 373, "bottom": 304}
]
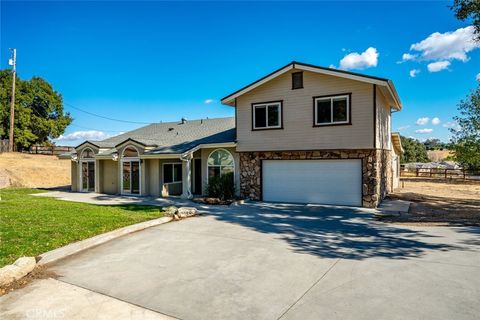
[{"left": 75, "top": 140, "right": 101, "bottom": 149}]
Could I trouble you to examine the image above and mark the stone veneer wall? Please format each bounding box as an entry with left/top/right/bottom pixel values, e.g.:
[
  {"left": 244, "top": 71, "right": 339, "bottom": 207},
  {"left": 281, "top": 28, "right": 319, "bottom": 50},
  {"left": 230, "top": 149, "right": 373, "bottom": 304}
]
[
  {"left": 376, "top": 149, "right": 392, "bottom": 201},
  {"left": 239, "top": 149, "right": 392, "bottom": 208}
]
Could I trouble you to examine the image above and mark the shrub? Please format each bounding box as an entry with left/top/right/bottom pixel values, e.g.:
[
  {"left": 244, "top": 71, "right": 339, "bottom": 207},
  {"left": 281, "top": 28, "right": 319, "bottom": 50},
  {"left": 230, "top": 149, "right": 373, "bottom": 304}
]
[{"left": 206, "top": 172, "right": 235, "bottom": 200}]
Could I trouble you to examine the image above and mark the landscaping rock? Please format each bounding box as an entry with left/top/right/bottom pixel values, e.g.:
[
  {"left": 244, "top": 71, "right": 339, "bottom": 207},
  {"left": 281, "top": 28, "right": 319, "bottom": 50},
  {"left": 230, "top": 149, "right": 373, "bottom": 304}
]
[
  {"left": 0, "top": 256, "right": 36, "bottom": 287},
  {"left": 177, "top": 207, "right": 198, "bottom": 218},
  {"left": 164, "top": 206, "right": 179, "bottom": 217}
]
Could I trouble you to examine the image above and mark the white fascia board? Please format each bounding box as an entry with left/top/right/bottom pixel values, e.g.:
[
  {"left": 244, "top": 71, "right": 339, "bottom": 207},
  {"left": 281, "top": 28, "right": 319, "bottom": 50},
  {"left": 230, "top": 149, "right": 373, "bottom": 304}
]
[
  {"left": 141, "top": 142, "right": 237, "bottom": 159},
  {"left": 221, "top": 65, "right": 294, "bottom": 105},
  {"left": 297, "top": 64, "right": 388, "bottom": 86},
  {"left": 140, "top": 153, "right": 182, "bottom": 159}
]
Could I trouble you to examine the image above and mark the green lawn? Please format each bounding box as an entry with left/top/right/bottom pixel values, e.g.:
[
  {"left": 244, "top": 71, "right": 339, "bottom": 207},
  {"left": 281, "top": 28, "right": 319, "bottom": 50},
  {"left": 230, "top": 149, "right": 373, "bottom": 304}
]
[{"left": 0, "top": 188, "right": 163, "bottom": 267}]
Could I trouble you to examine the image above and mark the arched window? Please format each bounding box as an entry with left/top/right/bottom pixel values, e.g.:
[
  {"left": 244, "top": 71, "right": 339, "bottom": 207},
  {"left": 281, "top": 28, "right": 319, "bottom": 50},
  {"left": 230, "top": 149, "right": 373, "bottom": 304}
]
[
  {"left": 122, "top": 146, "right": 139, "bottom": 158},
  {"left": 81, "top": 148, "right": 94, "bottom": 159},
  {"left": 207, "top": 149, "right": 234, "bottom": 180}
]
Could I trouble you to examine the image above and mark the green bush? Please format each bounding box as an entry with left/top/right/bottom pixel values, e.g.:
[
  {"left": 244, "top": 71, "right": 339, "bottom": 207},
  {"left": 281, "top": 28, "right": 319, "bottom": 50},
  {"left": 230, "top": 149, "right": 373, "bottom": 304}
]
[{"left": 206, "top": 172, "right": 235, "bottom": 200}]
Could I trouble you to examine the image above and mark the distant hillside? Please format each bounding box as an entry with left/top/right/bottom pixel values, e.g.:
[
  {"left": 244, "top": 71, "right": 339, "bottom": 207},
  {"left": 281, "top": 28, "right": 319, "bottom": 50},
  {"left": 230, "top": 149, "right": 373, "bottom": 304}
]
[
  {"left": 0, "top": 152, "right": 70, "bottom": 189},
  {"left": 427, "top": 150, "right": 453, "bottom": 162}
]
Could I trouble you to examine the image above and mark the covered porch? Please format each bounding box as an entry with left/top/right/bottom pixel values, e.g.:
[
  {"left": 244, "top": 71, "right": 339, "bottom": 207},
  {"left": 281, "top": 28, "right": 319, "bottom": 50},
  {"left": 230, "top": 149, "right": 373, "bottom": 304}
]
[{"left": 69, "top": 143, "right": 239, "bottom": 199}]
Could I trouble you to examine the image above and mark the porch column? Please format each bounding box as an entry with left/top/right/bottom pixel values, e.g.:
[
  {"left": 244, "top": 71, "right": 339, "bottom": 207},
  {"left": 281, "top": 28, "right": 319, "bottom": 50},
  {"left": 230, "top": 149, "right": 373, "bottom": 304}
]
[
  {"left": 140, "top": 159, "right": 147, "bottom": 196},
  {"left": 95, "top": 159, "right": 101, "bottom": 193},
  {"left": 181, "top": 155, "right": 193, "bottom": 199}
]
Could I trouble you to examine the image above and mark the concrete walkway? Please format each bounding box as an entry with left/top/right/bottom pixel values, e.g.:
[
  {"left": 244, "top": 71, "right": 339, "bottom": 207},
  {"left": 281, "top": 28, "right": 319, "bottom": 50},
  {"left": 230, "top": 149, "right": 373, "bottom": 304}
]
[
  {"left": 1, "top": 201, "right": 478, "bottom": 320},
  {"left": 33, "top": 191, "right": 195, "bottom": 207}
]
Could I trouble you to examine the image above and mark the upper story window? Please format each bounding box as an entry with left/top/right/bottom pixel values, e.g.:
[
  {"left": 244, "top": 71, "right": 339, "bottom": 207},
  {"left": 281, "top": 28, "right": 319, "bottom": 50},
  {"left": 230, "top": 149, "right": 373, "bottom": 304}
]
[
  {"left": 313, "top": 94, "right": 351, "bottom": 126},
  {"left": 292, "top": 72, "right": 303, "bottom": 89},
  {"left": 252, "top": 101, "right": 282, "bottom": 130}
]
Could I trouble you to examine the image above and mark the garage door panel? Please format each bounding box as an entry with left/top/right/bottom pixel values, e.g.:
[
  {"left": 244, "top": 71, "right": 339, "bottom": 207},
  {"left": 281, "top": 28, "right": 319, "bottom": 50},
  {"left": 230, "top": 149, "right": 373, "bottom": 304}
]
[{"left": 262, "top": 160, "right": 362, "bottom": 206}]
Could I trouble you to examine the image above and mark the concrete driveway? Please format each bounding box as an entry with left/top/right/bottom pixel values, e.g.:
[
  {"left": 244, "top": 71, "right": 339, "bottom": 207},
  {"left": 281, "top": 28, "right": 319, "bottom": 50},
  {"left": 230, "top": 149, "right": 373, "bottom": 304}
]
[{"left": 3, "top": 202, "right": 480, "bottom": 319}]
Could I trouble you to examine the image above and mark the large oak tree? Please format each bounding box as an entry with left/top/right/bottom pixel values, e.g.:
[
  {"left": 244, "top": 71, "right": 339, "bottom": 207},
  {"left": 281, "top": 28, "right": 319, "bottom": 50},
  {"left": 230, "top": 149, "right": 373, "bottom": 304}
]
[{"left": 0, "top": 70, "right": 72, "bottom": 150}]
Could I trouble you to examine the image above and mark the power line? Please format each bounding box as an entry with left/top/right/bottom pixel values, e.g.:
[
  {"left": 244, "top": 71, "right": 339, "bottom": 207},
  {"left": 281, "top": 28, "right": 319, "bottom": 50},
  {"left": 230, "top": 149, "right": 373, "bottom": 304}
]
[
  {"left": 64, "top": 102, "right": 152, "bottom": 124},
  {"left": 69, "top": 123, "right": 126, "bottom": 133},
  {"left": 27, "top": 104, "right": 131, "bottom": 134}
]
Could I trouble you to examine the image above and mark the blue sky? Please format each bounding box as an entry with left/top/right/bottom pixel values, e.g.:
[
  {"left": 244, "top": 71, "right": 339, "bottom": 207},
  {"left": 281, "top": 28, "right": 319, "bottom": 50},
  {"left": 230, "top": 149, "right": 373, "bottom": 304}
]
[{"left": 1, "top": 1, "right": 479, "bottom": 146}]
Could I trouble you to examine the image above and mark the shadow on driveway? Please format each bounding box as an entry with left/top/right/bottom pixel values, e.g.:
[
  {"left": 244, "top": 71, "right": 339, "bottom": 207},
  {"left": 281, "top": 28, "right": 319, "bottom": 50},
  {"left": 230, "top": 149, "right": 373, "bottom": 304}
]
[{"left": 205, "top": 202, "right": 464, "bottom": 260}]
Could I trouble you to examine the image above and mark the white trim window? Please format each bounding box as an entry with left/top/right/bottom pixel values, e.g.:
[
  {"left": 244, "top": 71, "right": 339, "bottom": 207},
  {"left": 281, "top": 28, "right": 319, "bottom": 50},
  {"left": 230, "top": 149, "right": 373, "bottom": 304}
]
[
  {"left": 207, "top": 149, "right": 234, "bottom": 181},
  {"left": 314, "top": 94, "right": 350, "bottom": 126},
  {"left": 163, "top": 163, "right": 182, "bottom": 184},
  {"left": 252, "top": 101, "right": 282, "bottom": 130}
]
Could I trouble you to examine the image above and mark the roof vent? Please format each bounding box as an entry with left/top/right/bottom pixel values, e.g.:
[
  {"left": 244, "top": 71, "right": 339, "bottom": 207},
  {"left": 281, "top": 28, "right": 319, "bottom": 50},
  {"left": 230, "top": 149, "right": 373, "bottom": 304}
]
[{"left": 181, "top": 117, "right": 187, "bottom": 124}]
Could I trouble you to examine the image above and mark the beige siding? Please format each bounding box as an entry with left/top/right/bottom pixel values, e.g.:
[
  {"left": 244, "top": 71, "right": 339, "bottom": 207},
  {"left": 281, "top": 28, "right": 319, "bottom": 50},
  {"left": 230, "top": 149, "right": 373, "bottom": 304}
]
[
  {"left": 100, "top": 160, "right": 118, "bottom": 194},
  {"left": 376, "top": 88, "right": 392, "bottom": 150},
  {"left": 200, "top": 147, "right": 240, "bottom": 196},
  {"left": 71, "top": 162, "right": 78, "bottom": 192},
  {"left": 236, "top": 70, "right": 375, "bottom": 151}
]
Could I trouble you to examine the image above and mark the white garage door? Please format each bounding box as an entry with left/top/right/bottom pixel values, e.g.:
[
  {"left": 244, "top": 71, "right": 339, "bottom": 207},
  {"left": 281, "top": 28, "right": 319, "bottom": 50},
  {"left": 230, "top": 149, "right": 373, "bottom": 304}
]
[{"left": 262, "top": 159, "right": 362, "bottom": 206}]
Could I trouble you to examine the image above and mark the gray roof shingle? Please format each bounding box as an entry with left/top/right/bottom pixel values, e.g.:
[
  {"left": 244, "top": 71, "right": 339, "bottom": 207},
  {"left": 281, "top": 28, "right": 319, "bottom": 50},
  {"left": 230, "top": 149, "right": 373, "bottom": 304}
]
[{"left": 79, "top": 117, "right": 236, "bottom": 154}]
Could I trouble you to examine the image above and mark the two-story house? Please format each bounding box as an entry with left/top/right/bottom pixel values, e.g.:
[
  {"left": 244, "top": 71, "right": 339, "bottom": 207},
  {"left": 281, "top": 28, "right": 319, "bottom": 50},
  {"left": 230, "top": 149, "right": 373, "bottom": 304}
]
[{"left": 61, "top": 62, "right": 403, "bottom": 208}]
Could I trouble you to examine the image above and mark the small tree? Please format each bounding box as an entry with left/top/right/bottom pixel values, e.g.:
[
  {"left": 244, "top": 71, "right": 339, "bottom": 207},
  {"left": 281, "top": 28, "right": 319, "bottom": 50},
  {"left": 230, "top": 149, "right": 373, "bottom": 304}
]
[
  {"left": 400, "top": 136, "right": 429, "bottom": 163},
  {"left": 450, "top": 87, "right": 480, "bottom": 170}
]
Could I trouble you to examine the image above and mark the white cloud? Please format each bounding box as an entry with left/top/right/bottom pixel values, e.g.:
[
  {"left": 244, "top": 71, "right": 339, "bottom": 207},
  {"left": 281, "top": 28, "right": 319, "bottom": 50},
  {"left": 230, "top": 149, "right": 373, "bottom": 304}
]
[
  {"left": 477, "top": 73, "right": 480, "bottom": 81},
  {"left": 339, "top": 47, "right": 379, "bottom": 70},
  {"left": 55, "top": 130, "right": 110, "bottom": 141},
  {"left": 402, "top": 53, "right": 416, "bottom": 62},
  {"left": 443, "top": 121, "right": 460, "bottom": 131},
  {"left": 204, "top": 99, "right": 214, "bottom": 104},
  {"left": 427, "top": 61, "right": 450, "bottom": 72},
  {"left": 410, "top": 26, "right": 479, "bottom": 62},
  {"left": 431, "top": 117, "right": 441, "bottom": 125},
  {"left": 396, "top": 125, "right": 410, "bottom": 131},
  {"left": 409, "top": 69, "right": 420, "bottom": 78},
  {"left": 416, "top": 117, "right": 430, "bottom": 125},
  {"left": 415, "top": 128, "right": 433, "bottom": 134}
]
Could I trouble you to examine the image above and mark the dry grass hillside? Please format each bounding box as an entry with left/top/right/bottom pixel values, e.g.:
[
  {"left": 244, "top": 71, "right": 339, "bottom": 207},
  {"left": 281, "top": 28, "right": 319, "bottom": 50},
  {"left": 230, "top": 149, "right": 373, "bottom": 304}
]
[
  {"left": 0, "top": 152, "right": 70, "bottom": 189},
  {"left": 427, "top": 150, "right": 453, "bottom": 162}
]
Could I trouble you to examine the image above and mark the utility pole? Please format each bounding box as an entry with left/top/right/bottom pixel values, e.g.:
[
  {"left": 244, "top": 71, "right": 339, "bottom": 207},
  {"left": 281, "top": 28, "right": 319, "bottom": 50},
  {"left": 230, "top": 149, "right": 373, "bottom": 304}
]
[{"left": 8, "top": 48, "right": 16, "bottom": 152}]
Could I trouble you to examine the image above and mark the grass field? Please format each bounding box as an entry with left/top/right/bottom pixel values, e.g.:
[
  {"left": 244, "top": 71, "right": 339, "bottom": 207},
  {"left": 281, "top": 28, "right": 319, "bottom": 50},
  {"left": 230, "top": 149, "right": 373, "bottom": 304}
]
[{"left": 0, "top": 188, "right": 163, "bottom": 267}]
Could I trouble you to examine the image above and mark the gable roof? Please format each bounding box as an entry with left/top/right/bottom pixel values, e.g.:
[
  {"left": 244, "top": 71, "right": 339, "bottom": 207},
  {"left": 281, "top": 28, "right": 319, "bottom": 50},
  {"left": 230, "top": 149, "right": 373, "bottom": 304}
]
[
  {"left": 221, "top": 61, "right": 402, "bottom": 110},
  {"left": 76, "top": 117, "right": 236, "bottom": 155}
]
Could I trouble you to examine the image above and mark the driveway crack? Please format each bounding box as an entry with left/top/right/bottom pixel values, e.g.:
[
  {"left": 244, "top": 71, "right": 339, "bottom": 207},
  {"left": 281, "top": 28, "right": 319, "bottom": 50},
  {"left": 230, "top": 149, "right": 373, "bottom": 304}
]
[{"left": 276, "top": 258, "right": 342, "bottom": 320}]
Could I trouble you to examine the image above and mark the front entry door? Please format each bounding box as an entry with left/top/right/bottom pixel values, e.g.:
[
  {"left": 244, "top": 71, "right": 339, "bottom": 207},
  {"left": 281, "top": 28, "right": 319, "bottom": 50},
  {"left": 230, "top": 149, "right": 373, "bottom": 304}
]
[
  {"left": 81, "top": 162, "right": 95, "bottom": 192},
  {"left": 122, "top": 161, "right": 140, "bottom": 194}
]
